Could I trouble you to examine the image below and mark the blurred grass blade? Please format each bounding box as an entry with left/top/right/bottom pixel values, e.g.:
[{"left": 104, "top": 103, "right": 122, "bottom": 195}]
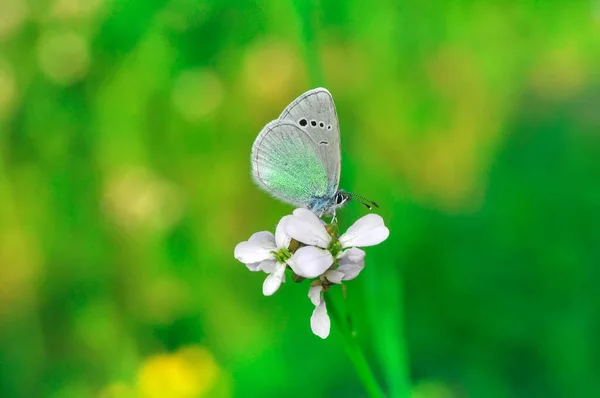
[{"left": 364, "top": 250, "right": 410, "bottom": 397}]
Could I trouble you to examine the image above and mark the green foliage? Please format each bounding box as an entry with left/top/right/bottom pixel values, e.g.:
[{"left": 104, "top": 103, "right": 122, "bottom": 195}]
[{"left": 0, "top": 0, "right": 598, "bottom": 397}]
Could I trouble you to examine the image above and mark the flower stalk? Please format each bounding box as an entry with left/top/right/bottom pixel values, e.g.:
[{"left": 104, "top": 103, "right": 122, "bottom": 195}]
[{"left": 326, "top": 292, "right": 386, "bottom": 398}]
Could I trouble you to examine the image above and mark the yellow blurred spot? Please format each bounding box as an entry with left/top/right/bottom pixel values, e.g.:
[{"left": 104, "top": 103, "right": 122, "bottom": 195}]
[
  {"left": 171, "top": 69, "right": 224, "bottom": 122},
  {"left": 243, "top": 39, "right": 304, "bottom": 103},
  {"left": 411, "top": 380, "right": 455, "bottom": 398},
  {"left": 103, "top": 167, "right": 183, "bottom": 233},
  {"left": 0, "top": 59, "right": 16, "bottom": 118},
  {"left": 0, "top": 0, "right": 27, "bottom": 40},
  {"left": 321, "top": 41, "right": 368, "bottom": 92},
  {"left": 37, "top": 31, "right": 90, "bottom": 85},
  {"left": 50, "top": 0, "right": 104, "bottom": 20},
  {"left": 0, "top": 228, "right": 41, "bottom": 317},
  {"left": 98, "top": 382, "right": 135, "bottom": 398},
  {"left": 398, "top": 47, "right": 494, "bottom": 210},
  {"left": 137, "top": 346, "right": 220, "bottom": 398},
  {"left": 529, "top": 45, "right": 587, "bottom": 99}
]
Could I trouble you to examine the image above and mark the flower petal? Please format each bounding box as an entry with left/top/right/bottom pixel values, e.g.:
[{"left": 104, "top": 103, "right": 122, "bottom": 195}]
[
  {"left": 248, "top": 231, "right": 277, "bottom": 247},
  {"left": 245, "top": 261, "right": 262, "bottom": 272},
  {"left": 234, "top": 242, "right": 273, "bottom": 264},
  {"left": 258, "top": 259, "right": 277, "bottom": 274},
  {"left": 324, "top": 270, "right": 344, "bottom": 284},
  {"left": 288, "top": 246, "right": 334, "bottom": 278},
  {"left": 337, "top": 249, "right": 365, "bottom": 281},
  {"left": 234, "top": 231, "right": 277, "bottom": 264},
  {"left": 286, "top": 208, "right": 331, "bottom": 248},
  {"left": 262, "top": 264, "right": 286, "bottom": 296},
  {"left": 308, "top": 284, "right": 323, "bottom": 306},
  {"left": 275, "top": 215, "right": 292, "bottom": 249},
  {"left": 339, "top": 247, "right": 366, "bottom": 262},
  {"left": 339, "top": 214, "right": 389, "bottom": 248},
  {"left": 310, "top": 299, "right": 330, "bottom": 339}
]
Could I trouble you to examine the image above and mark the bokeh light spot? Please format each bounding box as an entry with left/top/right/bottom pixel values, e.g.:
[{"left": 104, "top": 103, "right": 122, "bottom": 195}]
[
  {"left": 99, "top": 383, "right": 135, "bottom": 398},
  {"left": 529, "top": 46, "right": 587, "bottom": 98},
  {"left": 37, "top": 31, "right": 90, "bottom": 85},
  {"left": 0, "top": 0, "right": 27, "bottom": 40},
  {"left": 50, "top": 0, "right": 104, "bottom": 20},
  {"left": 321, "top": 41, "right": 368, "bottom": 91},
  {"left": 103, "top": 167, "right": 184, "bottom": 234},
  {"left": 137, "top": 346, "right": 220, "bottom": 398},
  {"left": 0, "top": 228, "right": 41, "bottom": 317},
  {"left": 171, "top": 69, "right": 224, "bottom": 122},
  {"left": 243, "top": 39, "right": 303, "bottom": 102}
]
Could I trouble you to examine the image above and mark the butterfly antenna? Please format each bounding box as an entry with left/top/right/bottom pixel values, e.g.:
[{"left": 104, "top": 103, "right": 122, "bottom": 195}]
[{"left": 348, "top": 193, "right": 379, "bottom": 210}]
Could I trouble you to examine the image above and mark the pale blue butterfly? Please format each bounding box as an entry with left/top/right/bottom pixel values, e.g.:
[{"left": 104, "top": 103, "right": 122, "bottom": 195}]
[{"left": 251, "top": 87, "right": 377, "bottom": 217}]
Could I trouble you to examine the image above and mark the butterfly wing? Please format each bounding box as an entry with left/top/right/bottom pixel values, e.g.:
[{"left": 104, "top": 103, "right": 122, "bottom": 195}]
[
  {"left": 277, "top": 88, "right": 341, "bottom": 195},
  {"left": 251, "top": 121, "right": 329, "bottom": 207}
]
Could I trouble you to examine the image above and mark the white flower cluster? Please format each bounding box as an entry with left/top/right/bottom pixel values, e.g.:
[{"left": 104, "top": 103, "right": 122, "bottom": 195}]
[{"left": 234, "top": 208, "right": 389, "bottom": 338}]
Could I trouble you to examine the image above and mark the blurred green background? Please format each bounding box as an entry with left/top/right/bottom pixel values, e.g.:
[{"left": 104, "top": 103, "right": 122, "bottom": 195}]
[{"left": 1, "top": 0, "right": 599, "bottom": 397}]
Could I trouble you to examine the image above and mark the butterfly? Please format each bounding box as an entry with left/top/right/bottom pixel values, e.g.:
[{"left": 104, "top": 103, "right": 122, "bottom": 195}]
[{"left": 251, "top": 87, "right": 377, "bottom": 218}]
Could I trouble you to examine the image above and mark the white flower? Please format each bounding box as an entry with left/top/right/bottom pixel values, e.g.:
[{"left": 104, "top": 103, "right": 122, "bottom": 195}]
[
  {"left": 234, "top": 211, "right": 342, "bottom": 295},
  {"left": 234, "top": 216, "right": 292, "bottom": 296},
  {"left": 286, "top": 208, "right": 389, "bottom": 255},
  {"left": 235, "top": 208, "right": 390, "bottom": 339}
]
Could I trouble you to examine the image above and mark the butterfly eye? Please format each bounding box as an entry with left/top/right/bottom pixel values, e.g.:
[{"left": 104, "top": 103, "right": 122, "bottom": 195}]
[
  {"left": 299, "top": 118, "right": 307, "bottom": 127},
  {"left": 335, "top": 193, "right": 346, "bottom": 205},
  {"left": 310, "top": 120, "right": 317, "bottom": 127}
]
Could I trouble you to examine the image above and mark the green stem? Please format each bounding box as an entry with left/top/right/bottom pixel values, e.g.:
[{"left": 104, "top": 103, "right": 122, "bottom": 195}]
[
  {"left": 364, "top": 258, "right": 410, "bottom": 397},
  {"left": 291, "top": 0, "right": 325, "bottom": 86},
  {"left": 326, "top": 292, "right": 386, "bottom": 398}
]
